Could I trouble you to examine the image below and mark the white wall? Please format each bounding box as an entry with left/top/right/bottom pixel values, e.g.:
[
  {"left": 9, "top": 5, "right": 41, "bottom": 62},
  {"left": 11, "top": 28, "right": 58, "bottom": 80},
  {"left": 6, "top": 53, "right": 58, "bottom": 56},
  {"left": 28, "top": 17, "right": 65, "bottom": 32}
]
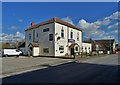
[
  {"left": 113, "top": 41, "right": 116, "bottom": 52},
  {"left": 25, "top": 23, "right": 54, "bottom": 56},
  {"left": 68, "top": 27, "right": 82, "bottom": 47},
  {"left": 82, "top": 43, "right": 92, "bottom": 53},
  {"left": 37, "top": 23, "right": 54, "bottom": 56},
  {"left": 25, "top": 22, "right": 82, "bottom": 57},
  {"left": 33, "top": 47, "right": 39, "bottom": 56},
  {"left": 54, "top": 23, "right": 68, "bottom": 56},
  {"left": 25, "top": 30, "right": 33, "bottom": 55},
  {"left": 54, "top": 22, "right": 82, "bottom": 56}
]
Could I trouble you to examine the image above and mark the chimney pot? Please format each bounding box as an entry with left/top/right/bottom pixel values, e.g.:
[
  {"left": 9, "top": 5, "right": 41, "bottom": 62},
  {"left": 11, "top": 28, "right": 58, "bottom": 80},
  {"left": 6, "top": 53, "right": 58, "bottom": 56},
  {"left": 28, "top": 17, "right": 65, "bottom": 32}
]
[{"left": 31, "top": 22, "right": 35, "bottom": 26}]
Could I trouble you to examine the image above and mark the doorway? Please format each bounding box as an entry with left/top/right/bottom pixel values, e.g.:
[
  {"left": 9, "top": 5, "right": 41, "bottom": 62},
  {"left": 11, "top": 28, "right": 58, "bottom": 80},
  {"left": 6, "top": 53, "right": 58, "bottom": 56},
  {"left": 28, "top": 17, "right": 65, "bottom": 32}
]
[
  {"left": 70, "top": 48, "right": 74, "bottom": 56},
  {"left": 29, "top": 47, "right": 33, "bottom": 56}
]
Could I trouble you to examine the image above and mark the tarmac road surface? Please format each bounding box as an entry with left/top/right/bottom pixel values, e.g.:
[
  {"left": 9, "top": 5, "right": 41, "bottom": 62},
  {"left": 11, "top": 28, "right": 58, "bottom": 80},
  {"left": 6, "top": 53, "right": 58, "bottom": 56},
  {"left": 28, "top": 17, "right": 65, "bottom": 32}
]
[{"left": 2, "top": 54, "right": 119, "bottom": 84}]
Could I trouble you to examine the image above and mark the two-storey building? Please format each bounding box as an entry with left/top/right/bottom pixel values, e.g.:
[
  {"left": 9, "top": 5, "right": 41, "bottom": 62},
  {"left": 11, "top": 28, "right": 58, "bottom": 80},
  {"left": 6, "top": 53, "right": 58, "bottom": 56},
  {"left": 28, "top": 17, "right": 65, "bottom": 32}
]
[{"left": 25, "top": 18, "right": 82, "bottom": 57}]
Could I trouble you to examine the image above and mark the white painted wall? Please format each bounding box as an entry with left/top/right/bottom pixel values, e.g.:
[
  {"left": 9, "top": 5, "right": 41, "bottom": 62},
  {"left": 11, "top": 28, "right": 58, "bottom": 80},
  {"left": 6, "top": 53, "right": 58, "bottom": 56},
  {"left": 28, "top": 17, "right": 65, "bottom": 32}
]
[
  {"left": 54, "top": 23, "right": 82, "bottom": 56},
  {"left": 25, "top": 30, "right": 33, "bottom": 55},
  {"left": 82, "top": 43, "right": 92, "bottom": 53},
  {"left": 113, "top": 41, "right": 116, "bottom": 52},
  {"left": 25, "top": 22, "right": 82, "bottom": 57},
  {"left": 68, "top": 27, "right": 82, "bottom": 47},
  {"left": 54, "top": 23, "right": 68, "bottom": 56},
  {"left": 36, "top": 23, "right": 54, "bottom": 56},
  {"left": 25, "top": 23, "right": 54, "bottom": 56},
  {"left": 33, "top": 47, "right": 39, "bottom": 56}
]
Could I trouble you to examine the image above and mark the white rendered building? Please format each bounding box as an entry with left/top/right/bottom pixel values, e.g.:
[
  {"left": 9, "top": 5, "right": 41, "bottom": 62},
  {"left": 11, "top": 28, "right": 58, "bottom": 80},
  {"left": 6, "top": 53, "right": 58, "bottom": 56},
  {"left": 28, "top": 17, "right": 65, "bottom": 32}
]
[
  {"left": 82, "top": 43, "right": 92, "bottom": 53},
  {"left": 25, "top": 18, "right": 82, "bottom": 57}
]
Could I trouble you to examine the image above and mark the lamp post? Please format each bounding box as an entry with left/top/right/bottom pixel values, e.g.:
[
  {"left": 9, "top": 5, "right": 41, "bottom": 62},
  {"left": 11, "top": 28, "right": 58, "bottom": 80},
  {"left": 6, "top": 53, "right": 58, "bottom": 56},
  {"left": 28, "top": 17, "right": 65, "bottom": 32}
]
[
  {"left": 109, "top": 36, "right": 112, "bottom": 54},
  {"left": 81, "top": 47, "right": 83, "bottom": 58},
  {"left": 85, "top": 47, "right": 87, "bottom": 57}
]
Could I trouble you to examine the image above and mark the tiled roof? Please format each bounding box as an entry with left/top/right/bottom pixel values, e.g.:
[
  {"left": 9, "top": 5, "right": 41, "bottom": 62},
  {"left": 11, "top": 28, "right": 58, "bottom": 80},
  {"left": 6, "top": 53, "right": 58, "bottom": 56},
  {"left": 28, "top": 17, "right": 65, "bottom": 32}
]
[
  {"left": 18, "top": 42, "right": 25, "bottom": 48},
  {"left": 69, "top": 43, "right": 79, "bottom": 48},
  {"left": 28, "top": 42, "right": 39, "bottom": 47},
  {"left": 25, "top": 17, "right": 82, "bottom": 31},
  {"left": 95, "top": 39, "right": 115, "bottom": 44}
]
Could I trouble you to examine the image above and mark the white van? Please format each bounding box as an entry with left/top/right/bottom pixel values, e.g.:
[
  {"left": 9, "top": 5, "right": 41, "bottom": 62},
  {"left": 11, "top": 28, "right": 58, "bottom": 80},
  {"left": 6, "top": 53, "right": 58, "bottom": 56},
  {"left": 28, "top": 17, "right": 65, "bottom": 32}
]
[{"left": 3, "top": 49, "right": 22, "bottom": 56}]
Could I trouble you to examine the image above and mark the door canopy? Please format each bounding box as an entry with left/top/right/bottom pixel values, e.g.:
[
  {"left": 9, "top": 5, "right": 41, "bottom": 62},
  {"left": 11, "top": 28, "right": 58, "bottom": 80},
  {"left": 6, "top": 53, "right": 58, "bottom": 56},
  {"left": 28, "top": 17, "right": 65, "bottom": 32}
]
[{"left": 69, "top": 43, "right": 80, "bottom": 48}]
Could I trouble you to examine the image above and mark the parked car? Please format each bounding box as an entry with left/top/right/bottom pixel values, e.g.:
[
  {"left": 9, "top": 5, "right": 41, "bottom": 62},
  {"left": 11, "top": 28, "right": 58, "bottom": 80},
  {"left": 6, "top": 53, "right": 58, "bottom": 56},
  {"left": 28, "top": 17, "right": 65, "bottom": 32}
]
[{"left": 3, "top": 49, "right": 22, "bottom": 57}]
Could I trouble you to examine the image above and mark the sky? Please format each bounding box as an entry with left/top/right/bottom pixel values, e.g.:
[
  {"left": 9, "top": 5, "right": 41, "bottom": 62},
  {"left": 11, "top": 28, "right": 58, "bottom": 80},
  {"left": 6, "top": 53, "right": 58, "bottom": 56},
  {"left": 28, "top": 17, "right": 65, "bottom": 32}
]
[{"left": 1, "top": 2, "right": 119, "bottom": 43}]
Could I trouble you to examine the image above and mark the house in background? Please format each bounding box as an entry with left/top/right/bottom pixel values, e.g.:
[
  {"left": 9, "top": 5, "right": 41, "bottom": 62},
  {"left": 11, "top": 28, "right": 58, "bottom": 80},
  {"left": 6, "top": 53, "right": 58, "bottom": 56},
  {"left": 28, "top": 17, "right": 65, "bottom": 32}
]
[
  {"left": 115, "top": 44, "right": 120, "bottom": 54},
  {"left": 95, "top": 39, "right": 116, "bottom": 54},
  {"left": 83, "top": 38, "right": 96, "bottom": 52},
  {"left": 84, "top": 38, "right": 116, "bottom": 54},
  {"left": 25, "top": 17, "right": 82, "bottom": 58},
  {"left": 82, "top": 43, "right": 92, "bottom": 53}
]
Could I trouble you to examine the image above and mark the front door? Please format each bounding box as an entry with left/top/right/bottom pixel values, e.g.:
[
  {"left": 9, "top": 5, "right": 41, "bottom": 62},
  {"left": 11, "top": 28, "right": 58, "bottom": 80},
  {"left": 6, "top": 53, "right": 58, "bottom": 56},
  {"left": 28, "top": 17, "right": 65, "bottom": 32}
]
[
  {"left": 70, "top": 48, "right": 74, "bottom": 55},
  {"left": 29, "top": 47, "right": 33, "bottom": 56}
]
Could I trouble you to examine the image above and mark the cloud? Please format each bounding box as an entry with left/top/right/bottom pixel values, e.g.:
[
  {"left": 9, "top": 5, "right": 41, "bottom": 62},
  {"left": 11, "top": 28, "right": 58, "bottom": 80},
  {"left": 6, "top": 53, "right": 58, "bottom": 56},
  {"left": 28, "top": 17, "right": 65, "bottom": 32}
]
[
  {"left": 10, "top": 25, "right": 19, "bottom": 30},
  {"left": 108, "top": 22, "right": 118, "bottom": 29},
  {"left": 94, "top": 18, "right": 111, "bottom": 26},
  {"left": 111, "top": 30, "right": 118, "bottom": 34},
  {"left": 77, "top": 19, "right": 104, "bottom": 39},
  {"left": 102, "top": 35, "right": 115, "bottom": 40},
  {"left": 105, "top": 11, "right": 120, "bottom": 20},
  {"left": 93, "top": 12, "right": 119, "bottom": 26},
  {"left": 0, "top": 32, "right": 25, "bottom": 42},
  {"left": 93, "top": 11, "right": 119, "bottom": 27},
  {"left": 18, "top": 19, "right": 23, "bottom": 23},
  {"left": 77, "top": 11, "right": 119, "bottom": 41},
  {"left": 62, "top": 17, "right": 74, "bottom": 25},
  {"left": 78, "top": 19, "right": 100, "bottom": 30}
]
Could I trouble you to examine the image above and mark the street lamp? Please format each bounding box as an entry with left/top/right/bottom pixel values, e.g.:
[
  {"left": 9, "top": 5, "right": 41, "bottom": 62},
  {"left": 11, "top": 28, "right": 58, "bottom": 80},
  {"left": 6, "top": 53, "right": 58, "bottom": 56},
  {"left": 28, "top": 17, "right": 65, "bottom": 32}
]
[
  {"left": 81, "top": 46, "right": 83, "bottom": 58},
  {"left": 85, "top": 47, "right": 87, "bottom": 57},
  {"left": 109, "top": 36, "right": 112, "bottom": 54}
]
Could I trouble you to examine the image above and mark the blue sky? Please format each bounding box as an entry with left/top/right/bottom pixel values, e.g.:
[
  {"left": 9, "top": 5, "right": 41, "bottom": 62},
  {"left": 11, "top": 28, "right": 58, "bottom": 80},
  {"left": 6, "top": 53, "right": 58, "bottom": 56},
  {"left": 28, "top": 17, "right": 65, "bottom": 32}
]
[{"left": 2, "top": 2, "right": 119, "bottom": 43}]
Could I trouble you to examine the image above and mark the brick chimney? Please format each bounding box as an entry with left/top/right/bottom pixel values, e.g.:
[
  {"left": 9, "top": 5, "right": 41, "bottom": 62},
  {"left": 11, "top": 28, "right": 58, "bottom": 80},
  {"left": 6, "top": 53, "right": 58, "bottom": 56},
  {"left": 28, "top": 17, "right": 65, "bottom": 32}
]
[{"left": 31, "top": 22, "right": 35, "bottom": 26}]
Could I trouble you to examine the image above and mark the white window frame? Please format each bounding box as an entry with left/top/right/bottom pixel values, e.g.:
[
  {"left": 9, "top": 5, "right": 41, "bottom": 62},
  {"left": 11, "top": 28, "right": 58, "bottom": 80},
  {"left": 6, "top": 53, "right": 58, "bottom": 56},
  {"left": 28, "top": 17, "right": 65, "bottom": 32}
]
[
  {"left": 43, "top": 48, "right": 49, "bottom": 53},
  {"left": 29, "top": 33, "right": 31, "bottom": 40},
  {"left": 59, "top": 45, "right": 64, "bottom": 53}
]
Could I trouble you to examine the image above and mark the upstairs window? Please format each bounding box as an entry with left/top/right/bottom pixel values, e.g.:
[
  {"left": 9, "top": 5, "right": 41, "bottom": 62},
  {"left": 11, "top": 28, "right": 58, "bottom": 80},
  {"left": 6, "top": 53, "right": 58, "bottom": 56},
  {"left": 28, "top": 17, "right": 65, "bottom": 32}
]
[
  {"left": 49, "top": 34, "right": 53, "bottom": 41},
  {"left": 43, "top": 28, "right": 49, "bottom": 32},
  {"left": 77, "top": 32, "right": 79, "bottom": 41},
  {"left": 36, "top": 33, "right": 38, "bottom": 38},
  {"left": 71, "top": 31, "right": 73, "bottom": 39},
  {"left": 61, "top": 29, "right": 64, "bottom": 38},
  {"left": 29, "top": 33, "right": 31, "bottom": 40}
]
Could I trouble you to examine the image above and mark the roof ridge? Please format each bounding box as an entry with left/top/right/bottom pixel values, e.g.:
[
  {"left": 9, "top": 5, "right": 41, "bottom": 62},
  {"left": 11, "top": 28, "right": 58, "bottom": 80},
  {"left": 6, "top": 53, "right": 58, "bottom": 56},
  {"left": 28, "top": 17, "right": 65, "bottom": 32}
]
[{"left": 25, "top": 17, "right": 82, "bottom": 31}]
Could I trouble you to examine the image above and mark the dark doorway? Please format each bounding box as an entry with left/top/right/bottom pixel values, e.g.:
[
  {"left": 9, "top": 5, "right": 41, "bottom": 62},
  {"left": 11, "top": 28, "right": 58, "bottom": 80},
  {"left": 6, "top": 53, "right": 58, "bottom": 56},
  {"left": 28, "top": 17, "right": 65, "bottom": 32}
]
[
  {"left": 30, "top": 47, "right": 33, "bottom": 56},
  {"left": 70, "top": 48, "right": 74, "bottom": 56}
]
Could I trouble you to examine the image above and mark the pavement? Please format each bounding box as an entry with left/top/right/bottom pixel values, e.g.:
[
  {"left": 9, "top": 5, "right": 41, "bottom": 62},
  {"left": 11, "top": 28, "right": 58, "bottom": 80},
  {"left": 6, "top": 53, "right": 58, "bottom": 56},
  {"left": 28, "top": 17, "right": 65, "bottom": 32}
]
[
  {"left": 1, "top": 56, "right": 74, "bottom": 78},
  {"left": 2, "top": 54, "right": 119, "bottom": 84},
  {"left": 80, "top": 54, "right": 118, "bottom": 65}
]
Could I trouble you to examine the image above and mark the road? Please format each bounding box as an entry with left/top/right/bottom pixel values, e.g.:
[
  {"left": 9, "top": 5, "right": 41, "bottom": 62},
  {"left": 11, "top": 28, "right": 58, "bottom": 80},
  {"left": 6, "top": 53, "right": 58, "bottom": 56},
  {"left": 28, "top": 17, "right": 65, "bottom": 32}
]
[{"left": 2, "top": 54, "right": 119, "bottom": 84}]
